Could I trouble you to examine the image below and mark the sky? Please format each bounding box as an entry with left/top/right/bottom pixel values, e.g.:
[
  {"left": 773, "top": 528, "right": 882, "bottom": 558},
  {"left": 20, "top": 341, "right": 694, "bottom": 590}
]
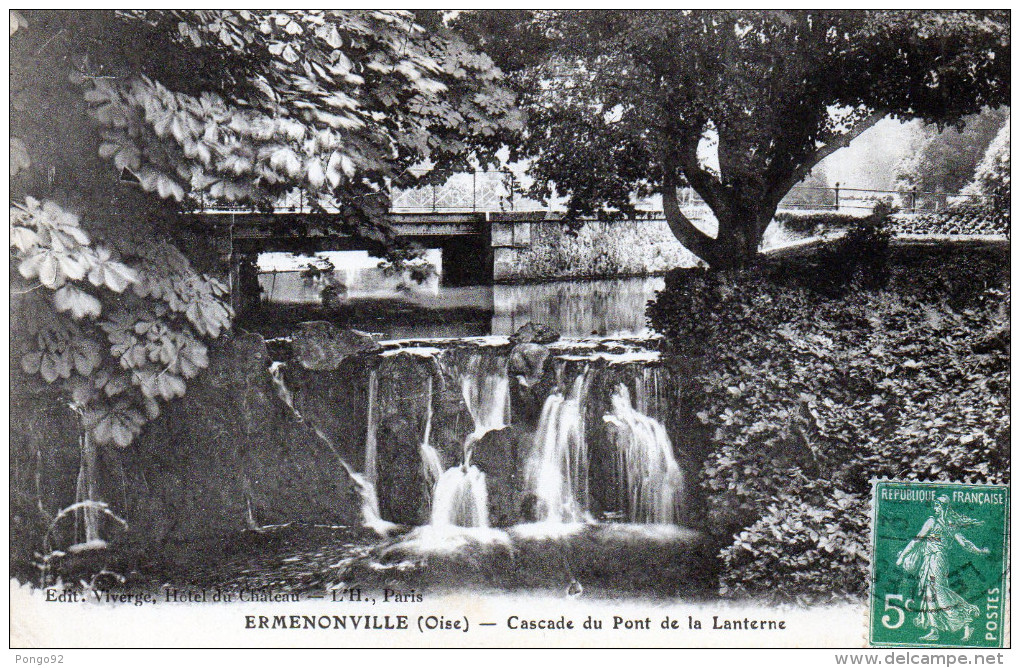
[{"left": 817, "top": 118, "right": 922, "bottom": 191}]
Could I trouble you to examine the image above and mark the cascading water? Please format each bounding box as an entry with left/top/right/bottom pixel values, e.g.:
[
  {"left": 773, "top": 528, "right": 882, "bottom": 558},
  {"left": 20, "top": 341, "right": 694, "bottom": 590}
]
[
  {"left": 430, "top": 465, "right": 489, "bottom": 528},
  {"left": 268, "top": 361, "right": 392, "bottom": 533},
  {"left": 460, "top": 352, "right": 510, "bottom": 443},
  {"left": 365, "top": 370, "right": 379, "bottom": 486},
  {"left": 525, "top": 371, "right": 591, "bottom": 523},
  {"left": 633, "top": 366, "right": 662, "bottom": 417},
  {"left": 424, "top": 351, "right": 509, "bottom": 528},
  {"left": 603, "top": 382, "right": 684, "bottom": 525},
  {"left": 419, "top": 376, "right": 443, "bottom": 487}
]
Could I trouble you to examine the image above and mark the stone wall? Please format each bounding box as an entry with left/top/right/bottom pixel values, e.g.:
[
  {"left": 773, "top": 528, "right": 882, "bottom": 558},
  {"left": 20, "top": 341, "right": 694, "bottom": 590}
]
[
  {"left": 491, "top": 214, "right": 700, "bottom": 282},
  {"left": 10, "top": 334, "right": 364, "bottom": 577}
]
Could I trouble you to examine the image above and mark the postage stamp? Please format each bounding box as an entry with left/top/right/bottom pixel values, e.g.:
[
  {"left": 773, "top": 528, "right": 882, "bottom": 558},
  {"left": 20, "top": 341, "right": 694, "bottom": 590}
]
[{"left": 869, "top": 481, "right": 1009, "bottom": 648}]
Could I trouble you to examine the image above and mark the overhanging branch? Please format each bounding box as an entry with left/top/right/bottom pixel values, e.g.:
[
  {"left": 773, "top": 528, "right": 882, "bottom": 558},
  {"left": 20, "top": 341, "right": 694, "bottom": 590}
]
[{"left": 771, "top": 112, "right": 885, "bottom": 203}]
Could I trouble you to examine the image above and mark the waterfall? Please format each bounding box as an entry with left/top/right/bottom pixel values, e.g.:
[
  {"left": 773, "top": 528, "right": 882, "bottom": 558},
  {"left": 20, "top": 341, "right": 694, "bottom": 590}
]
[
  {"left": 459, "top": 352, "right": 510, "bottom": 443},
  {"left": 525, "top": 372, "right": 591, "bottom": 524},
  {"left": 365, "top": 370, "right": 379, "bottom": 485},
  {"left": 71, "top": 432, "right": 106, "bottom": 551},
  {"left": 423, "top": 350, "right": 508, "bottom": 529},
  {"left": 268, "top": 361, "right": 392, "bottom": 533},
  {"left": 603, "top": 383, "right": 683, "bottom": 525},
  {"left": 429, "top": 465, "right": 489, "bottom": 528},
  {"left": 419, "top": 376, "right": 443, "bottom": 487}
]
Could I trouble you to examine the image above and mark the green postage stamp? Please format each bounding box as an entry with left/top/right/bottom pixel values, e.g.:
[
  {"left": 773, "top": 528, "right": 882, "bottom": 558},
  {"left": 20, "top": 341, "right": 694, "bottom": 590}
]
[{"left": 869, "top": 481, "right": 1009, "bottom": 648}]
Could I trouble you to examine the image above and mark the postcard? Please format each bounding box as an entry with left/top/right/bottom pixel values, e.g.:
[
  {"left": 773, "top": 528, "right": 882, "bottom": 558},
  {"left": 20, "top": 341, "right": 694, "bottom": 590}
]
[{"left": 9, "top": 9, "right": 1010, "bottom": 657}]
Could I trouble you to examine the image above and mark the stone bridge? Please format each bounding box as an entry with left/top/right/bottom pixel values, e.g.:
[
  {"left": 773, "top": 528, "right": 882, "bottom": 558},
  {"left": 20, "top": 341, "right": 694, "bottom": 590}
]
[{"left": 183, "top": 174, "right": 1005, "bottom": 311}]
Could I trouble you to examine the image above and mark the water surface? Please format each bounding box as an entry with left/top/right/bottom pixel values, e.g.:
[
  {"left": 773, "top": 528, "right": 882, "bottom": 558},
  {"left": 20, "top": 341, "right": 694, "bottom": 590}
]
[{"left": 256, "top": 268, "right": 664, "bottom": 340}]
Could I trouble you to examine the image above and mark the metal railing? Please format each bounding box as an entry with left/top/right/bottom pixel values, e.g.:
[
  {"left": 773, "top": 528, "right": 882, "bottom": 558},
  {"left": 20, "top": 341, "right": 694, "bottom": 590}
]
[
  {"left": 194, "top": 169, "right": 523, "bottom": 215},
  {"left": 193, "top": 173, "right": 990, "bottom": 217}
]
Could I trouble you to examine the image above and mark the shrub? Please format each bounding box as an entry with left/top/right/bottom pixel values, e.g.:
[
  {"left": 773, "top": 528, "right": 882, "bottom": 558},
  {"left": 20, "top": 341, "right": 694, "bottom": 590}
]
[
  {"left": 813, "top": 203, "right": 893, "bottom": 293},
  {"left": 774, "top": 211, "right": 860, "bottom": 236},
  {"left": 649, "top": 244, "right": 1009, "bottom": 601}
]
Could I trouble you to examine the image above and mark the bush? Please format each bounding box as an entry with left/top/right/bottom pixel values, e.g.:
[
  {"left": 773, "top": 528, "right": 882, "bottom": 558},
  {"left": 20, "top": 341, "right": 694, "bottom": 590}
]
[
  {"left": 719, "top": 486, "right": 870, "bottom": 604},
  {"left": 890, "top": 204, "right": 1009, "bottom": 236},
  {"left": 650, "top": 244, "right": 1009, "bottom": 601},
  {"left": 774, "top": 211, "right": 860, "bottom": 236},
  {"left": 813, "top": 203, "right": 893, "bottom": 293}
]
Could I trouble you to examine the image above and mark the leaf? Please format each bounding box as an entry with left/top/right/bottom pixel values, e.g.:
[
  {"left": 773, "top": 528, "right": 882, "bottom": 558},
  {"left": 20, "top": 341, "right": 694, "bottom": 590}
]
[
  {"left": 21, "top": 351, "right": 41, "bottom": 374},
  {"left": 68, "top": 376, "right": 95, "bottom": 406},
  {"left": 340, "top": 155, "right": 356, "bottom": 178},
  {"left": 322, "top": 25, "right": 342, "bottom": 48},
  {"left": 10, "top": 10, "right": 28, "bottom": 36},
  {"left": 71, "top": 338, "right": 102, "bottom": 376},
  {"left": 39, "top": 354, "right": 58, "bottom": 383},
  {"left": 88, "top": 254, "right": 138, "bottom": 293},
  {"left": 306, "top": 158, "right": 325, "bottom": 188},
  {"left": 54, "top": 284, "right": 102, "bottom": 319},
  {"left": 157, "top": 373, "right": 186, "bottom": 400},
  {"left": 143, "top": 397, "right": 161, "bottom": 420},
  {"left": 57, "top": 253, "right": 88, "bottom": 281},
  {"left": 10, "top": 226, "right": 41, "bottom": 252},
  {"left": 325, "top": 152, "right": 342, "bottom": 188},
  {"left": 111, "top": 419, "right": 133, "bottom": 447}
]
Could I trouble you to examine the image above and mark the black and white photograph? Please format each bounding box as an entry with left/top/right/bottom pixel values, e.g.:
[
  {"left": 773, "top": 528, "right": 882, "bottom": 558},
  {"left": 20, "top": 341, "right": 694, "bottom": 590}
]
[{"left": 8, "top": 9, "right": 1011, "bottom": 655}]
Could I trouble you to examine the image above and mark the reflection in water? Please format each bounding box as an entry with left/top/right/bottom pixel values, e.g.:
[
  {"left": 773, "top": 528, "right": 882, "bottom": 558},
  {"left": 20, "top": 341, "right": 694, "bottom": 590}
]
[
  {"left": 259, "top": 266, "right": 664, "bottom": 340},
  {"left": 491, "top": 277, "right": 663, "bottom": 338}
]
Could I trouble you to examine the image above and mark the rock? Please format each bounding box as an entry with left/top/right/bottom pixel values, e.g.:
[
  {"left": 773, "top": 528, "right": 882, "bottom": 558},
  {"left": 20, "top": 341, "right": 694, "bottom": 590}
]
[
  {"left": 9, "top": 334, "right": 366, "bottom": 567},
  {"left": 509, "top": 322, "right": 560, "bottom": 345},
  {"left": 291, "top": 321, "right": 381, "bottom": 371},
  {"left": 509, "top": 342, "right": 550, "bottom": 388},
  {"left": 470, "top": 427, "right": 526, "bottom": 527},
  {"left": 508, "top": 343, "right": 556, "bottom": 429}
]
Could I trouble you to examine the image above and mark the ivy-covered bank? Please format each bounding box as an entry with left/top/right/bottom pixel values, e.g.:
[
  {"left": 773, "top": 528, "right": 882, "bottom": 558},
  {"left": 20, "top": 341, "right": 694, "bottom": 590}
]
[{"left": 649, "top": 240, "right": 1009, "bottom": 603}]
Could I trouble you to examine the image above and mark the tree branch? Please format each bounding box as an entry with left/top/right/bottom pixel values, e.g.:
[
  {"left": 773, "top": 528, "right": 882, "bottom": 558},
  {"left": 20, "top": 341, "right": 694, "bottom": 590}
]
[
  {"left": 771, "top": 112, "right": 885, "bottom": 203},
  {"left": 671, "top": 132, "right": 728, "bottom": 215},
  {"left": 660, "top": 166, "right": 717, "bottom": 266}
]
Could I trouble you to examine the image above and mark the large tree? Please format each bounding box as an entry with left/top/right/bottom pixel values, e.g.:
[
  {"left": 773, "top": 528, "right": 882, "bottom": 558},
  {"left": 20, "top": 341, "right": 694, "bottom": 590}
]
[
  {"left": 10, "top": 10, "right": 518, "bottom": 447},
  {"left": 464, "top": 10, "right": 1010, "bottom": 268}
]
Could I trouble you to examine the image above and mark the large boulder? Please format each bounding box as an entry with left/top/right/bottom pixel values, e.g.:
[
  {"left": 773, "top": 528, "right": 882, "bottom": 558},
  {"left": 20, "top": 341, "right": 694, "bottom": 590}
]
[
  {"left": 508, "top": 343, "right": 556, "bottom": 429},
  {"left": 509, "top": 342, "right": 550, "bottom": 387},
  {"left": 509, "top": 322, "right": 560, "bottom": 345},
  {"left": 470, "top": 426, "right": 527, "bottom": 527},
  {"left": 291, "top": 321, "right": 381, "bottom": 371}
]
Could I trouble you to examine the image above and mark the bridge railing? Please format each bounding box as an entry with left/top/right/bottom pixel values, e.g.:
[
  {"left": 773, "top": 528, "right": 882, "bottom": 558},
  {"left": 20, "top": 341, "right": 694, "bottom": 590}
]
[
  {"left": 194, "top": 172, "right": 990, "bottom": 217},
  {"left": 194, "top": 169, "right": 525, "bottom": 215},
  {"left": 389, "top": 169, "right": 524, "bottom": 212}
]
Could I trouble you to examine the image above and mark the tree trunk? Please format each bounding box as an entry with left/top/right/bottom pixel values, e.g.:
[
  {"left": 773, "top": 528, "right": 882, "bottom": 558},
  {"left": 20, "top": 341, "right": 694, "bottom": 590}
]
[
  {"left": 712, "top": 199, "right": 775, "bottom": 269},
  {"left": 661, "top": 183, "right": 776, "bottom": 269}
]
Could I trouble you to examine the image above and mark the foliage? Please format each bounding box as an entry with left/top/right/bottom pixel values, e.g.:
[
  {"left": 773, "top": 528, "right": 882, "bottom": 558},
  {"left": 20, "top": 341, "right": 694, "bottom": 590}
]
[
  {"left": 463, "top": 10, "right": 1010, "bottom": 268},
  {"left": 10, "top": 198, "right": 228, "bottom": 447},
  {"left": 891, "top": 205, "right": 1009, "bottom": 236},
  {"left": 719, "top": 487, "right": 871, "bottom": 603},
  {"left": 812, "top": 204, "right": 894, "bottom": 294},
  {"left": 75, "top": 10, "right": 520, "bottom": 246},
  {"left": 964, "top": 118, "right": 1010, "bottom": 214},
  {"left": 11, "top": 10, "right": 516, "bottom": 448},
  {"left": 897, "top": 106, "right": 1009, "bottom": 196},
  {"left": 774, "top": 212, "right": 862, "bottom": 236},
  {"left": 651, "top": 244, "right": 1009, "bottom": 601}
]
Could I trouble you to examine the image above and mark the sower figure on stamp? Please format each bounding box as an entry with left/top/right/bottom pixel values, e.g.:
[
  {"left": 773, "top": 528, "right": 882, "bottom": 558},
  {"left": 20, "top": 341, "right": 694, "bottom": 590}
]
[{"left": 896, "top": 495, "right": 991, "bottom": 642}]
